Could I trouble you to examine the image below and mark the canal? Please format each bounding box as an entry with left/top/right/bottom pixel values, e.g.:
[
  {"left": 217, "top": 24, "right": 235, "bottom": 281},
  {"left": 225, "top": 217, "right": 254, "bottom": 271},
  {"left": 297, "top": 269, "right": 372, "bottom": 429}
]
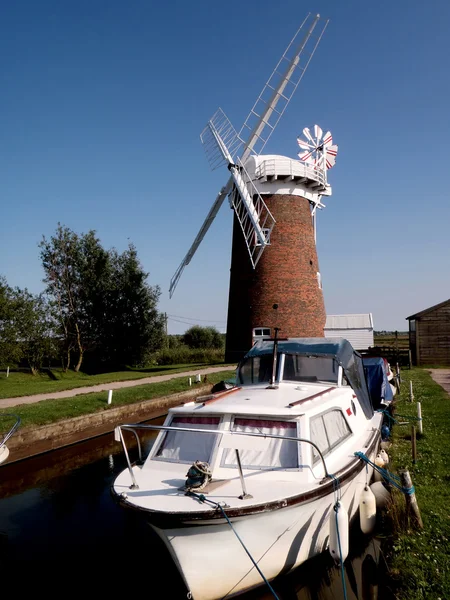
[{"left": 0, "top": 418, "right": 389, "bottom": 599}]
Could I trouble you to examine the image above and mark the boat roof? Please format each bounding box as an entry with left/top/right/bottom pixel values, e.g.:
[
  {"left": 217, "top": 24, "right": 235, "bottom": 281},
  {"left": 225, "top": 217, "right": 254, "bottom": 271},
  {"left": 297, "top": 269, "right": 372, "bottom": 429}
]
[
  {"left": 246, "top": 337, "right": 358, "bottom": 359},
  {"left": 244, "top": 338, "right": 374, "bottom": 419},
  {"left": 173, "top": 383, "right": 344, "bottom": 417}
]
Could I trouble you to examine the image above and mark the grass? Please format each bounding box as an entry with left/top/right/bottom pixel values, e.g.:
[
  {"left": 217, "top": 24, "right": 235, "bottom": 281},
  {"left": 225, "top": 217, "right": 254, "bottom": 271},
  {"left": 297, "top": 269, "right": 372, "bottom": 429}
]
[
  {"left": 0, "top": 370, "right": 236, "bottom": 428},
  {"left": 0, "top": 363, "right": 234, "bottom": 399},
  {"left": 381, "top": 367, "right": 450, "bottom": 599}
]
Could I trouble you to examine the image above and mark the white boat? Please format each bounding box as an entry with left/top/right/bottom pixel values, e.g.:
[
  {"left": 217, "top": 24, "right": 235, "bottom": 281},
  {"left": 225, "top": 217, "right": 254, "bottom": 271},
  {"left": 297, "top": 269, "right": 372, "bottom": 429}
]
[{"left": 112, "top": 338, "right": 383, "bottom": 599}]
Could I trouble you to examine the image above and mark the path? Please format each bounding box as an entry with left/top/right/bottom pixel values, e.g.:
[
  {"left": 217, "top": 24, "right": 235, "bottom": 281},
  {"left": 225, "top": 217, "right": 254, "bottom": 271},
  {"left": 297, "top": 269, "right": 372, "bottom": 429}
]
[
  {"left": 428, "top": 368, "right": 450, "bottom": 394},
  {"left": 0, "top": 366, "right": 236, "bottom": 409}
]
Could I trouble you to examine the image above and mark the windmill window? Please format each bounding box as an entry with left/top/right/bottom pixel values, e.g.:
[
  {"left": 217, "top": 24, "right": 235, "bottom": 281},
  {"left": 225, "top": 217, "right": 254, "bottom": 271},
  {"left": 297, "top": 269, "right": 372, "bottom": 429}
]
[
  {"left": 255, "top": 228, "right": 271, "bottom": 247},
  {"left": 253, "top": 327, "right": 271, "bottom": 338}
]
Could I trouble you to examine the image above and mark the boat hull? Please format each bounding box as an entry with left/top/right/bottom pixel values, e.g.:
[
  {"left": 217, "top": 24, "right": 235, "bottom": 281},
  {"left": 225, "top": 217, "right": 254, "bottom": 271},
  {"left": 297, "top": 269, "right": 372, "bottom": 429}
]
[{"left": 149, "top": 463, "right": 372, "bottom": 600}]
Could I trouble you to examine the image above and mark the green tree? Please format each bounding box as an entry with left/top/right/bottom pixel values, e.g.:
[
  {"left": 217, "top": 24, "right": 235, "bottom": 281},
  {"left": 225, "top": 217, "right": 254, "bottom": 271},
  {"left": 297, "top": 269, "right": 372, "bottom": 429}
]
[
  {"left": 100, "top": 245, "right": 165, "bottom": 367},
  {"left": 40, "top": 225, "right": 164, "bottom": 370},
  {"left": 183, "top": 325, "right": 224, "bottom": 349},
  {"left": 0, "top": 276, "right": 21, "bottom": 366},
  {"left": 10, "top": 289, "right": 54, "bottom": 374}
]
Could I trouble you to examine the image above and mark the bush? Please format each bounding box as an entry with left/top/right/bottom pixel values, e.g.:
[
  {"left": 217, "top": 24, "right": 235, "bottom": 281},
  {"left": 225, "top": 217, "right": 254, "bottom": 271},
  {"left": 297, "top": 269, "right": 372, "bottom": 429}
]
[
  {"left": 148, "top": 347, "right": 225, "bottom": 365},
  {"left": 183, "top": 326, "right": 224, "bottom": 350}
]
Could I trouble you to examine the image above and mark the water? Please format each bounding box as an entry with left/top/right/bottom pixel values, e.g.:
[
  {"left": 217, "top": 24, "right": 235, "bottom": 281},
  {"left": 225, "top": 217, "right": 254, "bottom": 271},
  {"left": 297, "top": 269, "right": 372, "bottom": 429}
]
[{"left": 0, "top": 421, "right": 388, "bottom": 599}]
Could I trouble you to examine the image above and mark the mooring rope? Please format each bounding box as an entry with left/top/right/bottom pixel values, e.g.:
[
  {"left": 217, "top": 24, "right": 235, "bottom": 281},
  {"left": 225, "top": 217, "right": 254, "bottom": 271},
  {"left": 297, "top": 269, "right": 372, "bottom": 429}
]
[
  {"left": 354, "top": 451, "right": 415, "bottom": 495},
  {"left": 185, "top": 491, "right": 281, "bottom": 600},
  {"left": 377, "top": 408, "right": 422, "bottom": 424}
]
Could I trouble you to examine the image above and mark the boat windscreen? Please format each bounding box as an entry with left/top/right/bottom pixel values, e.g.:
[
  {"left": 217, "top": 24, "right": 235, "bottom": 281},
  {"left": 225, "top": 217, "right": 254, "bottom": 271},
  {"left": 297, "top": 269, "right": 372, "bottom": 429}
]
[
  {"left": 153, "top": 416, "right": 220, "bottom": 464},
  {"left": 221, "top": 419, "right": 298, "bottom": 470},
  {"left": 283, "top": 355, "right": 338, "bottom": 383},
  {"left": 237, "top": 354, "right": 274, "bottom": 385}
]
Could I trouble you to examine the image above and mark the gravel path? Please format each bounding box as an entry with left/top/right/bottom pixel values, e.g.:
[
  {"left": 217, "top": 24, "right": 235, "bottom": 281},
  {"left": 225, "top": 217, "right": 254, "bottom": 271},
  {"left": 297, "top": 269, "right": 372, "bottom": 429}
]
[
  {"left": 428, "top": 368, "right": 450, "bottom": 394},
  {"left": 0, "top": 365, "right": 236, "bottom": 409}
]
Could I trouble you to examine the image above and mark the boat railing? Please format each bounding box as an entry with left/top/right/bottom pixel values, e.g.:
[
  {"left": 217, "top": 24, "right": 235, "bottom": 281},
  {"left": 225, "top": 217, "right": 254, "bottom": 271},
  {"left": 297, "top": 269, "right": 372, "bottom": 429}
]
[
  {"left": 0, "top": 413, "right": 21, "bottom": 447},
  {"left": 115, "top": 423, "right": 330, "bottom": 492}
]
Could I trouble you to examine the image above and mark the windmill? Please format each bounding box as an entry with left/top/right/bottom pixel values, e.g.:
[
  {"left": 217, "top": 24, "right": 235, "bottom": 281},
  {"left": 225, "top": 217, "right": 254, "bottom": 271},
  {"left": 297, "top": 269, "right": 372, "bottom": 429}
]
[{"left": 169, "top": 13, "right": 338, "bottom": 362}]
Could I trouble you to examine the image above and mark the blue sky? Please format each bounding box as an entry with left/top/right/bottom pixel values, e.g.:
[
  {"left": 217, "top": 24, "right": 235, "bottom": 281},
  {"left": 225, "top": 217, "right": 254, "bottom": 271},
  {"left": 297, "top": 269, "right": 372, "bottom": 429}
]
[{"left": 1, "top": 0, "right": 449, "bottom": 334}]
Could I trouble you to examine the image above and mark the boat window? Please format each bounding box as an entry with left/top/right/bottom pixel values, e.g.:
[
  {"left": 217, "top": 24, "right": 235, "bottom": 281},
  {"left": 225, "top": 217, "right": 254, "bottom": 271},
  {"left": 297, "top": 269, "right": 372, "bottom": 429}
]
[
  {"left": 154, "top": 416, "right": 220, "bottom": 463},
  {"left": 283, "top": 355, "right": 338, "bottom": 383},
  {"left": 237, "top": 354, "right": 275, "bottom": 385},
  {"left": 222, "top": 418, "right": 298, "bottom": 470},
  {"left": 310, "top": 410, "right": 352, "bottom": 463}
]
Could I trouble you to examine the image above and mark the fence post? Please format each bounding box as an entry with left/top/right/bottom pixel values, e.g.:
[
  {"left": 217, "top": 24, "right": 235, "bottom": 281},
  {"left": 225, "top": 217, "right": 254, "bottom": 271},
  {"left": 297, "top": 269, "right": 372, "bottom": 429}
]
[
  {"left": 399, "top": 469, "right": 423, "bottom": 529},
  {"left": 417, "top": 402, "right": 423, "bottom": 434},
  {"left": 409, "top": 381, "right": 414, "bottom": 403},
  {"left": 107, "top": 390, "right": 113, "bottom": 405},
  {"left": 6, "top": 367, "right": 9, "bottom": 378}
]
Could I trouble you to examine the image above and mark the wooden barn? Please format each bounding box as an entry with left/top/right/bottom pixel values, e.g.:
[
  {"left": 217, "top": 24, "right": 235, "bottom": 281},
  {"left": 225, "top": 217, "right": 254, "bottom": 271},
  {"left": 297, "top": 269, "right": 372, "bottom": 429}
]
[{"left": 406, "top": 299, "right": 450, "bottom": 366}]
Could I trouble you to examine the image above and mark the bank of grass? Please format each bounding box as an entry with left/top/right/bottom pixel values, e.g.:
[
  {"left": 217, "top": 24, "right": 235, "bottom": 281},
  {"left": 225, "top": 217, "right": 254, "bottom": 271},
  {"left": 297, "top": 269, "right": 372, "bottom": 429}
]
[
  {"left": 0, "top": 370, "right": 236, "bottom": 428},
  {"left": 0, "top": 363, "right": 233, "bottom": 400},
  {"left": 382, "top": 367, "right": 450, "bottom": 599}
]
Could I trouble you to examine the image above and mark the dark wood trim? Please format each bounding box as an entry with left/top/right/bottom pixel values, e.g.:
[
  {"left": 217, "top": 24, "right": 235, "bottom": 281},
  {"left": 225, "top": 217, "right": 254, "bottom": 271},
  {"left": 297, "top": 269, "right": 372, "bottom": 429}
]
[{"left": 288, "top": 387, "right": 335, "bottom": 408}]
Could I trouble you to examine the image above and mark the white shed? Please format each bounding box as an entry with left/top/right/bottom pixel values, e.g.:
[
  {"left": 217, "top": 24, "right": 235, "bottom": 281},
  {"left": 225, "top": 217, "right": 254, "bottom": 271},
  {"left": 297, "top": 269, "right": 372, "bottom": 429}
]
[{"left": 324, "top": 314, "right": 374, "bottom": 350}]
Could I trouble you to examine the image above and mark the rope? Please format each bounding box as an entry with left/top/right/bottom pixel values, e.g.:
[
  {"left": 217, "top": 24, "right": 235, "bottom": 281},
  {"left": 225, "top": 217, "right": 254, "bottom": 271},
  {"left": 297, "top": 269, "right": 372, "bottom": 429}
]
[
  {"left": 185, "top": 491, "right": 281, "bottom": 600},
  {"left": 377, "top": 409, "right": 422, "bottom": 424},
  {"left": 354, "top": 452, "right": 415, "bottom": 495}
]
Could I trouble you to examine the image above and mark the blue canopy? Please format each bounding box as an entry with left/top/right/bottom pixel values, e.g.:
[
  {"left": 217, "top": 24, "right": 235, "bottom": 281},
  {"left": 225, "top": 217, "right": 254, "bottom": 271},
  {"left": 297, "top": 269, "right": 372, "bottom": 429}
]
[
  {"left": 245, "top": 338, "right": 374, "bottom": 419},
  {"left": 362, "top": 356, "right": 394, "bottom": 408}
]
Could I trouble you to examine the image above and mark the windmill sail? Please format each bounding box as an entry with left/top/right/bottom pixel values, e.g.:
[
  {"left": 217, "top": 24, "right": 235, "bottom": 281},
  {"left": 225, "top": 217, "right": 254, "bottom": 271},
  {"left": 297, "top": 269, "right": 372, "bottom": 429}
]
[
  {"left": 202, "top": 110, "right": 275, "bottom": 267},
  {"left": 169, "top": 13, "right": 329, "bottom": 297}
]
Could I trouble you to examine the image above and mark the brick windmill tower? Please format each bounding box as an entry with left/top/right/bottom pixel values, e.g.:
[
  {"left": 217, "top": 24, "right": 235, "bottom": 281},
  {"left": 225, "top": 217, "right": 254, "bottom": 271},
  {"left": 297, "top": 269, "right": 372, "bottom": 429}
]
[{"left": 169, "top": 14, "right": 338, "bottom": 362}]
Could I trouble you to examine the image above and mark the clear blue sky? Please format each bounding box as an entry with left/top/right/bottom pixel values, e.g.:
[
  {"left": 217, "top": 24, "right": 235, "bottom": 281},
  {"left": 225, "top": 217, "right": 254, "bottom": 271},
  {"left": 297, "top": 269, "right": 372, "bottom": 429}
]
[{"left": 1, "top": 0, "right": 449, "bottom": 334}]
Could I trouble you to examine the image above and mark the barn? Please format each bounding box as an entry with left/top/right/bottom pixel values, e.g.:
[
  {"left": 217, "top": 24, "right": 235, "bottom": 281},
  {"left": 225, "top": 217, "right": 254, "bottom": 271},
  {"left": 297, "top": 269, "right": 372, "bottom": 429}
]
[
  {"left": 406, "top": 299, "right": 450, "bottom": 366},
  {"left": 324, "top": 314, "right": 374, "bottom": 351}
]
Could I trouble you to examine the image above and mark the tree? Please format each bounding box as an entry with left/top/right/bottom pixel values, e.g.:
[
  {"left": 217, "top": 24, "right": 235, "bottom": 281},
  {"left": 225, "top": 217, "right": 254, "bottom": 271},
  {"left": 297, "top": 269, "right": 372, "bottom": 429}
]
[
  {"left": 183, "top": 325, "right": 224, "bottom": 349},
  {"left": 0, "top": 276, "right": 21, "bottom": 366},
  {"left": 39, "top": 224, "right": 83, "bottom": 370},
  {"left": 40, "top": 225, "right": 165, "bottom": 370},
  {"left": 10, "top": 289, "right": 54, "bottom": 374},
  {"left": 99, "top": 245, "right": 165, "bottom": 367}
]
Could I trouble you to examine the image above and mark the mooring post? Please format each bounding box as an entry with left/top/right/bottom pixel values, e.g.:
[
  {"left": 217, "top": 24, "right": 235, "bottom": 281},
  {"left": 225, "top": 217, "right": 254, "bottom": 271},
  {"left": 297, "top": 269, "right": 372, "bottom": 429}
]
[
  {"left": 399, "top": 469, "right": 423, "bottom": 529},
  {"left": 411, "top": 426, "right": 417, "bottom": 463},
  {"left": 417, "top": 402, "right": 423, "bottom": 434},
  {"left": 409, "top": 380, "right": 414, "bottom": 403}
]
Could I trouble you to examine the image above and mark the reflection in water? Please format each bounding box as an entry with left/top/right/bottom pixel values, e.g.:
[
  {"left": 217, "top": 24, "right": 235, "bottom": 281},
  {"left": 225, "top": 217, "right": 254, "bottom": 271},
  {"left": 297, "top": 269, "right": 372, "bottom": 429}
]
[{"left": 0, "top": 422, "right": 389, "bottom": 599}]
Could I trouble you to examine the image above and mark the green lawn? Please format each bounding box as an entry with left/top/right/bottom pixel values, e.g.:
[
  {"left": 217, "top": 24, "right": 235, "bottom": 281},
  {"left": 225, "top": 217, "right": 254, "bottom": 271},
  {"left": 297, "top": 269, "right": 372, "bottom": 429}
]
[
  {"left": 383, "top": 368, "right": 450, "bottom": 599},
  {"left": 0, "top": 363, "right": 234, "bottom": 399},
  {"left": 0, "top": 370, "right": 236, "bottom": 428}
]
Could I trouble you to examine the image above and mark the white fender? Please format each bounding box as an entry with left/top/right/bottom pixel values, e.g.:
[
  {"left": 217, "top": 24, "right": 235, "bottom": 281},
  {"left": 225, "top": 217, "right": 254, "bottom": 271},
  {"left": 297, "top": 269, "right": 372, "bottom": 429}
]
[
  {"left": 329, "top": 501, "right": 349, "bottom": 564},
  {"left": 379, "top": 449, "right": 389, "bottom": 465},
  {"left": 370, "top": 481, "right": 392, "bottom": 509},
  {"left": 359, "top": 485, "right": 377, "bottom": 534},
  {"left": 374, "top": 452, "right": 386, "bottom": 467}
]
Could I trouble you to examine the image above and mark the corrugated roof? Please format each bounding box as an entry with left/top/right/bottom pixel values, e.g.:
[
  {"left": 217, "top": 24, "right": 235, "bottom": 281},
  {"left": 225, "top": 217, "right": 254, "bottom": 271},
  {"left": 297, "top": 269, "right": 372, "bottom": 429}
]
[
  {"left": 324, "top": 314, "right": 373, "bottom": 330},
  {"left": 406, "top": 299, "right": 450, "bottom": 320}
]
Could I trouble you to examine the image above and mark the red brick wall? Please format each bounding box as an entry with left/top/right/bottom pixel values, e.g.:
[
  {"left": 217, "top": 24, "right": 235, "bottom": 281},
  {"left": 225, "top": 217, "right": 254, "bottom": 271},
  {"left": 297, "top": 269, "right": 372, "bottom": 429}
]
[{"left": 225, "top": 193, "right": 326, "bottom": 362}]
